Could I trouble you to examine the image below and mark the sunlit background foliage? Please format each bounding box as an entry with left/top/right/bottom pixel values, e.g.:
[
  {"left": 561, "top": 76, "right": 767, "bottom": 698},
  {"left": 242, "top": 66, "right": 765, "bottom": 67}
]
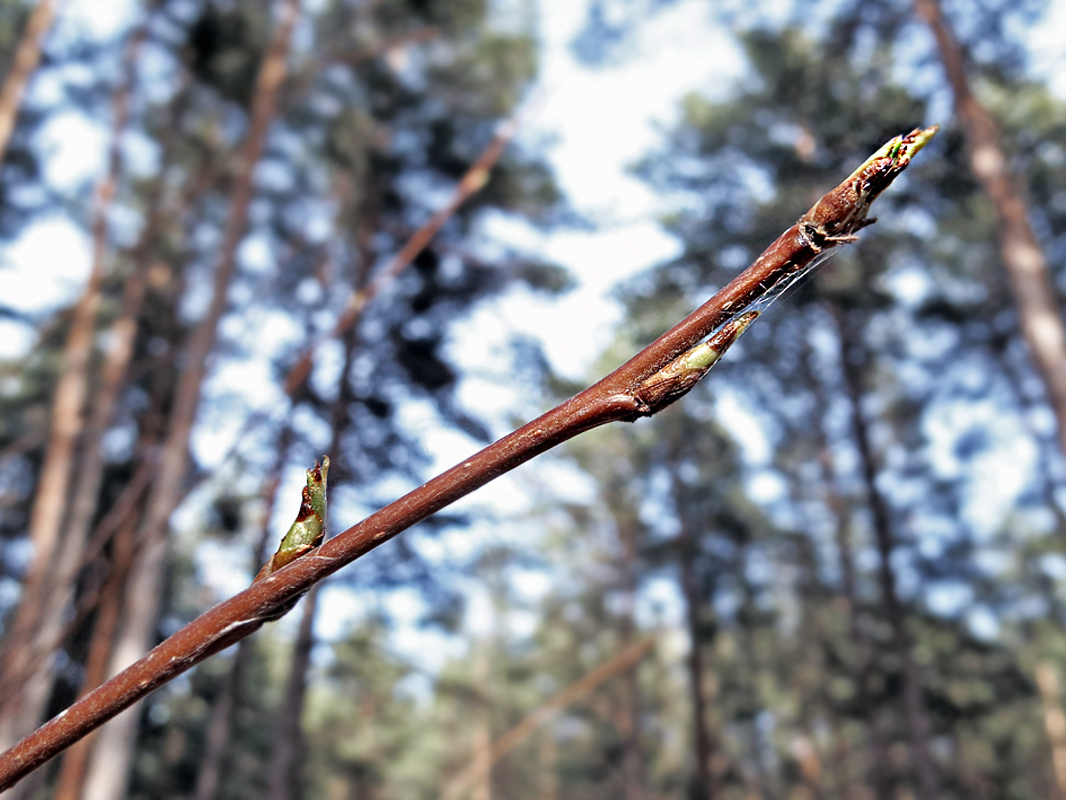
[{"left": 2, "top": 0, "right": 1066, "bottom": 798}]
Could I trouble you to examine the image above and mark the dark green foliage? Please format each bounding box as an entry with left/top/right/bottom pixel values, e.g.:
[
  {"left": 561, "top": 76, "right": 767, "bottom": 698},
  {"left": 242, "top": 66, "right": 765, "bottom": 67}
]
[{"left": 184, "top": 2, "right": 268, "bottom": 108}]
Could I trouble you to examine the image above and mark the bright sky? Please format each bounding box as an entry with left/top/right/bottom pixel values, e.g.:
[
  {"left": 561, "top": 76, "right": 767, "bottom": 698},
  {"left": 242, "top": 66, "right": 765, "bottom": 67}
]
[
  {"left": 494, "top": 0, "right": 744, "bottom": 376},
  {"left": 0, "top": 0, "right": 750, "bottom": 654},
  {"left": 317, "top": 0, "right": 751, "bottom": 645},
  {"left": 4, "top": 0, "right": 1066, "bottom": 652}
]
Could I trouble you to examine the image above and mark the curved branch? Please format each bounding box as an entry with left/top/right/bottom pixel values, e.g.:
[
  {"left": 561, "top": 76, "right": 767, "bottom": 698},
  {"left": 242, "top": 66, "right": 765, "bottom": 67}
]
[{"left": 0, "top": 126, "right": 936, "bottom": 790}]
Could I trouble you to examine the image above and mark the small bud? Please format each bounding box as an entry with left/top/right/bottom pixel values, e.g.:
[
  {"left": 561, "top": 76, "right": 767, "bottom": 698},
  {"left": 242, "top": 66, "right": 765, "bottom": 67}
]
[{"left": 633, "top": 312, "right": 758, "bottom": 413}]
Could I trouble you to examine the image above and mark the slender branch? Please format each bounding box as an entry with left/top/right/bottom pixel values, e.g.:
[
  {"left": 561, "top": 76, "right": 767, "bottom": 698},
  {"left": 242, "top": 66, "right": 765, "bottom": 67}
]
[
  {"left": 0, "top": 126, "right": 937, "bottom": 790},
  {"left": 75, "top": 3, "right": 303, "bottom": 797},
  {"left": 185, "top": 113, "right": 522, "bottom": 489},
  {"left": 283, "top": 115, "right": 521, "bottom": 395},
  {"left": 438, "top": 634, "right": 659, "bottom": 800}
]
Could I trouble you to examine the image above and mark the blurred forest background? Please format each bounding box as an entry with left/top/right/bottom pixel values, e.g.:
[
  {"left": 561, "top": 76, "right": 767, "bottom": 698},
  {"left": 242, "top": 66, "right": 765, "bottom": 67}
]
[{"left": 2, "top": 0, "right": 1066, "bottom": 798}]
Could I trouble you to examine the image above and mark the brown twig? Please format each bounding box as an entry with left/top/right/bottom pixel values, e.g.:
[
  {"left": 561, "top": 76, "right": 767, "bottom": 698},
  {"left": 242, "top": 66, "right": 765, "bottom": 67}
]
[
  {"left": 0, "top": 126, "right": 936, "bottom": 789},
  {"left": 283, "top": 115, "right": 521, "bottom": 395},
  {"left": 185, "top": 111, "right": 524, "bottom": 493},
  {"left": 438, "top": 634, "right": 659, "bottom": 800}
]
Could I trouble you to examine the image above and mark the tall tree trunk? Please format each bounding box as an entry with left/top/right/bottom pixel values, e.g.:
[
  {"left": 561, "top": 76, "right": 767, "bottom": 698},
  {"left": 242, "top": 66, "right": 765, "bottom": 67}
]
[
  {"left": 914, "top": 0, "right": 1066, "bottom": 465},
  {"left": 470, "top": 645, "right": 494, "bottom": 800},
  {"left": 52, "top": 510, "right": 140, "bottom": 800},
  {"left": 0, "top": 0, "right": 60, "bottom": 162},
  {"left": 804, "top": 318, "right": 893, "bottom": 800},
  {"left": 837, "top": 308, "right": 939, "bottom": 800},
  {"left": 0, "top": 211, "right": 103, "bottom": 748},
  {"left": 1035, "top": 660, "right": 1066, "bottom": 800},
  {"left": 215, "top": 179, "right": 367, "bottom": 797},
  {"left": 265, "top": 586, "right": 318, "bottom": 800},
  {"left": 193, "top": 424, "right": 294, "bottom": 800},
  {"left": 266, "top": 309, "right": 358, "bottom": 799},
  {"left": 734, "top": 541, "right": 772, "bottom": 799},
  {"left": 191, "top": 654, "right": 245, "bottom": 800},
  {"left": 786, "top": 527, "right": 837, "bottom": 800},
  {"left": 677, "top": 520, "right": 718, "bottom": 799},
  {"left": 0, "top": 16, "right": 155, "bottom": 753},
  {"left": 823, "top": 467, "right": 893, "bottom": 800},
  {"left": 615, "top": 514, "right": 646, "bottom": 800},
  {"left": 79, "top": 4, "right": 301, "bottom": 799},
  {"left": 537, "top": 732, "right": 558, "bottom": 800}
]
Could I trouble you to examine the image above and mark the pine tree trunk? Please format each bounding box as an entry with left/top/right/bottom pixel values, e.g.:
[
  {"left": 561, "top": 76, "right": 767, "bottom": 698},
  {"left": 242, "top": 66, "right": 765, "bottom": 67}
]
[
  {"left": 618, "top": 653, "right": 645, "bottom": 800},
  {"left": 825, "top": 484, "right": 893, "bottom": 800},
  {"left": 0, "top": 0, "right": 60, "bottom": 162},
  {"left": 678, "top": 521, "right": 718, "bottom": 799},
  {"left": 616, "top": 516, "right": 646, "bottom": 800},
  {"left": 192, "top": 641, "right": 253, "bottom": 800},
  {"left": 914, "top": 0, "right": 1066, "bottom": 465},
  {"left": 787, "top": 527, "right": 836, "bottom": 800},
  {"left": 837, "top": 308, "right": 939, "bottom": 800},
  {"left": 52, "top": 511, "right": 139, "bottom": 800},
  {"left": 537, "top": 732, "right": 558, "bottom": 800},
  {"left": 0, "top": 17, "right": 153, "bottom": 752},
  {"left": 734, "top": 541, "right": 773, "bottom": 798},
  {"left": 265, "top": 314, "right": 357, "bottom": 800},
  {"left": 0, "top": 242, "right": 103, "bottom": 750},
  {"left": 804, "top": 322, "right": 893, "bottom": 800},
  {"left": 470, "top": 645, "right": 494, "bottom": 800},
  {"left": 192, "top": 425, "right": 294, "bottom": 800},
  {"left": 1035, "top": 660, "right": 1066, "bottom": 800},
  {"left": 266, "top": 586, "right": 318, "bottom": 800},
  {"left": 79, "top": 4, "right": 301, "bottom": 798}
]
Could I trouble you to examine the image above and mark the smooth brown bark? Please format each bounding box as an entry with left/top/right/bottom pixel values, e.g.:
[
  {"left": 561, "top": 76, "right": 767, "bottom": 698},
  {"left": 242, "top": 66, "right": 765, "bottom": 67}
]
[
  {"left": 79, "top": 4, "right": 302, "bottom": 799},
  {"left": 837, "top": 309, "right": 938, "bottom": 800},
  {"left": 915, "top": 0, "right": 1066, "bottom": 465},
  {"left": 0, "top": 0, "right": 60, "bottom": 162},
  {"left": 0, "top": 128, "right": 935, "bottom": 790}
]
